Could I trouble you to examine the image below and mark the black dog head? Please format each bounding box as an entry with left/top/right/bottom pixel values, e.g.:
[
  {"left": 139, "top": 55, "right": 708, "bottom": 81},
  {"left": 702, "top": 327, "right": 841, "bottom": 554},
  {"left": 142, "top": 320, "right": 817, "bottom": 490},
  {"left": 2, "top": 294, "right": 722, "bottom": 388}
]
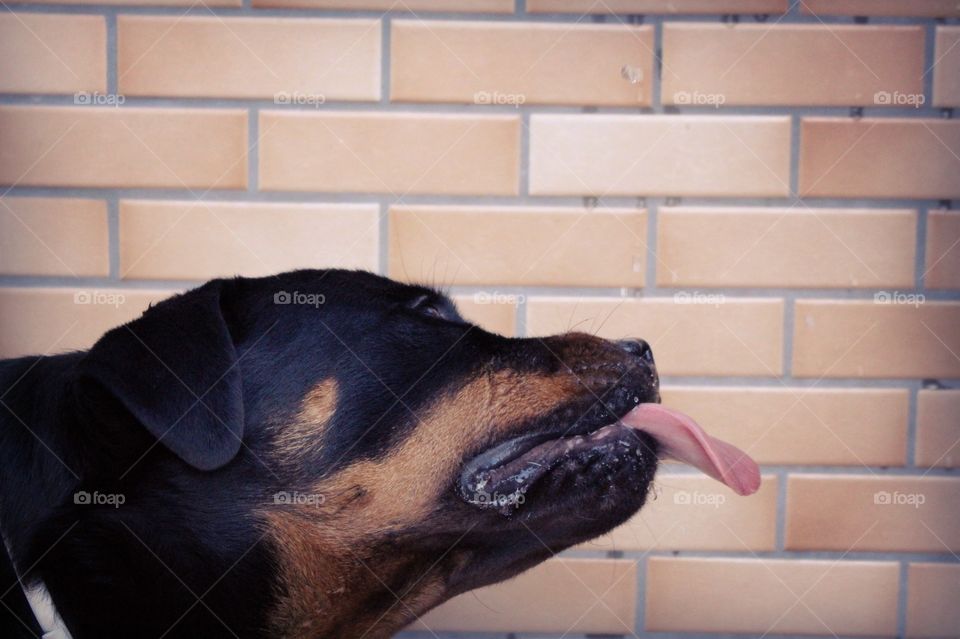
[{"left": 63, "top": 269, "right": 662, "bottom": 638}]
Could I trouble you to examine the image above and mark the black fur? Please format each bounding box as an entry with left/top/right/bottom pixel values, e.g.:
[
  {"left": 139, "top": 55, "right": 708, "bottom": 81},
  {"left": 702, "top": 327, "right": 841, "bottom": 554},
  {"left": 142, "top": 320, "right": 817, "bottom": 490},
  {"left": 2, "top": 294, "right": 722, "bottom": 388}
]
[{"left": 0, "top": 269, "right": 660, "bottom": 638}]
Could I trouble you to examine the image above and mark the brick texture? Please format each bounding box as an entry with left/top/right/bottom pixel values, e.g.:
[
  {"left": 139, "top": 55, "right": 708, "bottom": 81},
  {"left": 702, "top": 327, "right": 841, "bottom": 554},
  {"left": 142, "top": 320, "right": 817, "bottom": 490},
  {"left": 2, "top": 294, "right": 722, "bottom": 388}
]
[
  {"left": 657, "top": 207, "right": 916, "bottom": 288},
  {"left": 0, "top": 106, "right": 248, "bottom": 189},
  {"left": 802, "top": 0, "right": 960, "bottom": 17},
  {"left": 526, "top": 297, "right": 783, "bottom": 376},
  {"left": 906, "top": 563, "right": 960, "bottom": 637},
  {"left": 259, "top": 112, "right": 520, "bottom": 194},
  {"left": 793, "top": 300, "right": 960, "bottom": 379},
  {"left": 933, "top": 27, "right": 960, "bottom": 106},
  {"left": 118, "top": 17, "right": 381, "bottom": 100},
  {"left": 528, "top": 0, "right": 787, "bottom": 13},
  {"left": 662, "top": 24, "right": 924, "bottom": 107},
  {"left": 120, "top": 200, "right": 379, "bottom": 279},
  {"left": 916, "top": 389, "right": 960, "bottom": 468},
  {"left": 391, "top": 21, "right": 653, "bottom": 107},
  {"left": 0, "top": 13, "right": 106, "bottom": 95},
  {"left": 411, "top": 559, "right": 636, "bottom": 634},
  {"left": 0, "top": 288, "right": 176, "bottom": 359},
  {"left": 660, "top": 387, "right": 909, "bottom": 466},
  {"left": 530, "top": 115, "right": 791, "bottom": 197},
  {"left": 389, "top": 205, "right": 646, "bottom": 287},
  {"left": 799, "top": 118, "right": 960, "bottom": 199},
  {"left": 786, "top": 475, "right": 960, "bottom": 552},
  {"left": 0, "top": 197, "right": 109, "bottom": 277},
  {"left": 925, "top": 210, "right": 960, "bottom": 289},
  {"left": 646, "top": 557, "right": 899, "bottom": 636}
]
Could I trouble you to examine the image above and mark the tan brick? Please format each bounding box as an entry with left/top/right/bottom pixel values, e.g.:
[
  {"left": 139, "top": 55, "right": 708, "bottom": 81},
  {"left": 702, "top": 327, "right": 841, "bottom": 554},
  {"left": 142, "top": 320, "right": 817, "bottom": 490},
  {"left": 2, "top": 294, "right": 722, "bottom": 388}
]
[
  {"left": 658, "top": 207, "right": 916, "bottom": 289},
  {"left": 646, "top": 557, "right": 899, "bottom": 636},
  {"left": 411, "top": 559, "right": 635, "bottom": 634},
  {"left": 802, "top": 0, "right": 960, "bottom": 17},
  {"left": 118, "top": 16, "right": 380, "bottom": 100},
  {"left": 0, "top": 288, "right": 177, "bottom": 359},
  {"left": 786, "top": 475, "right": 960, "bottom": 552},
  {"left": 0, "top": 197, "right": 108, "bottom": 277},
  {"left": 120, "top": 201, "right": 378, "bottom": 280},
  {"left": 253, "top": 0, "right": 512, "bottom": 10},
  {"left": 526, "top": 297, "right": 783, "bottom": 376},
  {"left": 660, "top": 387, "right": 908, "bottom": 466},
  {"left": 259, "top": 112, "right": 519, "bottom": 195},
  {"left": 925, "top": 210, "right": 960, "bottom": 289},
  {"left": 0, "top": 106, "right": 247, "bottom": 190},
  {"left": 793, "top": 300, "right": 960, "bottom": 379},
  {"left": 530, "top": 115, "right": 790, "bottom": 197},
  {"left": 0, "top": 14, "right": 105, "bottom": 95},
  {"left": 799, "top": 118, "right": 960, "bottom": 199},
  {"left": 907, "top": 563, "right": 960, "bottom": 638},
  {"left": 451, "top": 294, "right": 516, "bottom": 336},
  {"left": 389, "top": 205, "right": 646, "bottom": 287},
  {"left": 663, "top": 24, "right": 923, "bottom": 107},
  {"left": 583, "top": 474, "right": 777, "bottom": 552},
  {"left": 391, "top": 21, "right": 653, "bottom": 107},
  {"left": 934, "top": 27, "right": 960, "bottom": 107},
  {"left": 529, "top": 0, "right": 786, "bottom": 13},
  {"left": 14, "top": 0, "right": 239, "bottom": 5},
  {"left": 916, "top": 389, "right": 960, "bottom": 469}
]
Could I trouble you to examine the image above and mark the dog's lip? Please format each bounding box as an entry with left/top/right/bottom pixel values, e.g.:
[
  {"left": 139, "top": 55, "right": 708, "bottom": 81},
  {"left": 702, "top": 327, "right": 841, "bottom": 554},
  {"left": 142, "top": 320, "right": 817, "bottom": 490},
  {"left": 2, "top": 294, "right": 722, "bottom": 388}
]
[{"left": 457, "top": 403, "right": 648, "bottom": 510}]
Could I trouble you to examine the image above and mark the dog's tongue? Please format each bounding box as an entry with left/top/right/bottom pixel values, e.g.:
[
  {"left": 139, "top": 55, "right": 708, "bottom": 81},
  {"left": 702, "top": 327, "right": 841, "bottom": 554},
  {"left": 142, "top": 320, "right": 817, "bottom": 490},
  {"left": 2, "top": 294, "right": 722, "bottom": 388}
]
[{"left": 622, "top": 404, "right": 761, "bottom": 496}]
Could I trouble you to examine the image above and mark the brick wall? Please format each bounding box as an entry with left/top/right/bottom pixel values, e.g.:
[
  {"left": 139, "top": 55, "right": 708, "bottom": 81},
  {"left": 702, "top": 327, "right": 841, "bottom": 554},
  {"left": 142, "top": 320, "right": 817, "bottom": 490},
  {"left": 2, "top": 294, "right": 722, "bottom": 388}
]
[{"left": 1, "top": 0, "right": 959, "bottom": 637}]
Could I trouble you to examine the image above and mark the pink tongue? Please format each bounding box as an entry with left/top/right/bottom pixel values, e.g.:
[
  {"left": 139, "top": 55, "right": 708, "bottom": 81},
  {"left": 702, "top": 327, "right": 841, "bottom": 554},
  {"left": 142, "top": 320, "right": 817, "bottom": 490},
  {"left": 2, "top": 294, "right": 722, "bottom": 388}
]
[{"left": 621, "top": 404, "right": 761, "bottom": 496}]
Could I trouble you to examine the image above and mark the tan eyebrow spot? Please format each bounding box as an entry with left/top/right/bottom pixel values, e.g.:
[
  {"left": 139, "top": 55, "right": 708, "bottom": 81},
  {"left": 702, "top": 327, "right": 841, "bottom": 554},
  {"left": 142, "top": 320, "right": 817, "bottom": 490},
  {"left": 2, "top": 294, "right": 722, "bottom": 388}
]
[{"left": 273, "top": 378, "right": 338, "bottom": 462}]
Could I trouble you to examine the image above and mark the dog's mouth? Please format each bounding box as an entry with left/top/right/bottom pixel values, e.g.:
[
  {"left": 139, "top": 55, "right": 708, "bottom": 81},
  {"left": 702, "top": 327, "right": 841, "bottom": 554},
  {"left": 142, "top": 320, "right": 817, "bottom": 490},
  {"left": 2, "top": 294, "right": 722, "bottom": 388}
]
[{"left": 458, "top": 401, "right": 761, "bottom": 513}]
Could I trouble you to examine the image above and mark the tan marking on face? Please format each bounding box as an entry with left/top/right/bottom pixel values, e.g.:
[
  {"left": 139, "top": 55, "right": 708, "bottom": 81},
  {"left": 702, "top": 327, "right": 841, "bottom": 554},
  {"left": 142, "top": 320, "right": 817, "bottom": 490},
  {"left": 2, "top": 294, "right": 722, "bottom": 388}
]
[
  {"left": 263, "top": 369, "right": 586, "bottom": 637},
  {"left": 273, "top": 378, "right": 338, "bottom": 462}
]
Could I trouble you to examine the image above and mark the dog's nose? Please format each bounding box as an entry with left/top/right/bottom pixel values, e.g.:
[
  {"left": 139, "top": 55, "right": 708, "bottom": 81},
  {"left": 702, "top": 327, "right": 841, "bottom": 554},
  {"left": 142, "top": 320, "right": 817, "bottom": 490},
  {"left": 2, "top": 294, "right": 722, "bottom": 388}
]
[{"left": 617, "top": 339, "right": 654, "bottom": 364}]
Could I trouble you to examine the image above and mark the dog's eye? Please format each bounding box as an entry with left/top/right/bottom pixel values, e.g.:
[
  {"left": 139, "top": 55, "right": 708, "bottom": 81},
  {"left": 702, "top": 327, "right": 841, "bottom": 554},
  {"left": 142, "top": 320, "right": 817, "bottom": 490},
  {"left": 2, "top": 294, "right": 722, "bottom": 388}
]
[{"left": 409, "top": 295, "right": 443, "bottom": 319}]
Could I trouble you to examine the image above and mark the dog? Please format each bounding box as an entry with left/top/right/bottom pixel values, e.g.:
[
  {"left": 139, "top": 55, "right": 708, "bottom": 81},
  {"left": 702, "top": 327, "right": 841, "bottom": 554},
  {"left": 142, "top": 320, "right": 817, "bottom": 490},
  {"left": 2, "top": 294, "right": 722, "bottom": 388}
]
[{"left": 0, "top": 269, "right": 758, "bottom": 638}]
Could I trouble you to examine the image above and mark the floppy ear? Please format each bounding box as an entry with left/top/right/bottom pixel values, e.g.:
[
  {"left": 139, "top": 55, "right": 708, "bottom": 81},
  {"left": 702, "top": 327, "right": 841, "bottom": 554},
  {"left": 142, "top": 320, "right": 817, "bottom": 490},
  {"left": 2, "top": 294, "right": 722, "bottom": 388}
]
[{"left": 78, "top": 281, "right": 244, "bottom": 471}]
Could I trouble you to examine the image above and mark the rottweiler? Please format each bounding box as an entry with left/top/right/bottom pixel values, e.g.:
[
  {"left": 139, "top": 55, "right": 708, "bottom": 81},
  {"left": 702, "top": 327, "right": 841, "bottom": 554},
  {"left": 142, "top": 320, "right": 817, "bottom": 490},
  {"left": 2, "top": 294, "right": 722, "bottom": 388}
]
[{"left": 0, "top": 269, "right": 759, "bottom": 638}]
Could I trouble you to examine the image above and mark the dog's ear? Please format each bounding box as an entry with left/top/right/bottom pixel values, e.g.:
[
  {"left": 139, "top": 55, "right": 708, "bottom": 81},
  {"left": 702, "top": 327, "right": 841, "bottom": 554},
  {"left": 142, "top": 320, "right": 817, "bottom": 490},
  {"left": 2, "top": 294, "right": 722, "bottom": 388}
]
[{"left": 78, "top": 281, "right": 243, "bottom": 471}]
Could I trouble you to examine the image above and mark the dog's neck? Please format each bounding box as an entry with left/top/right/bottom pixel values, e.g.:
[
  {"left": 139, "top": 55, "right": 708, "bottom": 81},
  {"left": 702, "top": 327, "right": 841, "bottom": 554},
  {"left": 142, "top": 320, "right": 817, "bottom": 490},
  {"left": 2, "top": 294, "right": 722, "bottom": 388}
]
[{"left": 263, "top": 510, "right": 468, "bottom": 638}]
